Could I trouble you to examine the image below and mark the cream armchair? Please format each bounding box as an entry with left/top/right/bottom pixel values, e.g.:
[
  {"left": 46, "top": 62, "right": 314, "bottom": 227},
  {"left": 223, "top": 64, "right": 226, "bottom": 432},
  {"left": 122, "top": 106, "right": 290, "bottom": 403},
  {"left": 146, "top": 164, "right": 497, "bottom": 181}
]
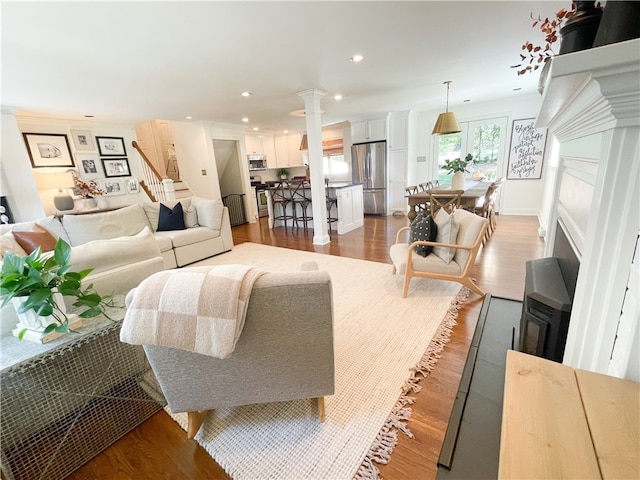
[{"left": 390, "top": 209, "right": 488, "bottom": 297}]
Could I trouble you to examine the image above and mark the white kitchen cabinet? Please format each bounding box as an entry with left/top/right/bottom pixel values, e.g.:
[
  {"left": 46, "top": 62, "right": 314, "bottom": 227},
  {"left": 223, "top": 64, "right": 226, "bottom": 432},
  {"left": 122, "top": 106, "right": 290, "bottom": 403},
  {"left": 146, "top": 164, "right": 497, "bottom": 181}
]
[
  {"left": 389, "top": 114, "right": 408, "bottom": 150},
  {"left": 388, "top": 148, "right": 408, "bottom": 214},
  {"left": 287, "top": 133, "right": 304, "bottom": 167},
  {"left": 245, "top": 134, "right": 276, "bottom": 168},
  {"left": 273, "top": 133, "right": 304, "bottom": 168},
  {"left": 351, "top": 118, "right": 387, "bottom": 143}
]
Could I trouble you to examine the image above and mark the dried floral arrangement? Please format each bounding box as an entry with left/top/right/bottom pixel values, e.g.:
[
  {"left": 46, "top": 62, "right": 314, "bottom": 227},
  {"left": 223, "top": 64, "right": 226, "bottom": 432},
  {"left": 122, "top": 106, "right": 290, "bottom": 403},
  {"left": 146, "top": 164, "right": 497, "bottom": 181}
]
[
  {"left": 71, "top": 173, "right": 104, "bottom": 198},
  {"left": 516, "top": 6, "right": 576, "bottom": 75}
]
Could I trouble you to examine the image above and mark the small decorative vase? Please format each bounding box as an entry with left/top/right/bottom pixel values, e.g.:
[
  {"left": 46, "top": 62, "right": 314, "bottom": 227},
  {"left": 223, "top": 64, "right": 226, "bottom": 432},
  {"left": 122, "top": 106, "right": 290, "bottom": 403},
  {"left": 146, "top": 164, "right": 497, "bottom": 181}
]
[
  {"left": 76, "top": 198, "right": 97, "bottom": 210},
  {"left": 95, "top": 196, "right": 109, "bottom": 209},
  {"left": 10, "top": 292, "right": 80, "bottom": 343},
  {"left": 451, "top": 172, "right": 465, "bottom": 190}
]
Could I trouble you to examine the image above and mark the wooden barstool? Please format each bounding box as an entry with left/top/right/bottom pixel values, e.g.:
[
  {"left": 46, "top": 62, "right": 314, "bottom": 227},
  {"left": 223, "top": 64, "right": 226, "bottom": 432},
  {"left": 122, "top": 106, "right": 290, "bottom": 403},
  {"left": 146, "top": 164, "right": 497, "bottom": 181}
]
[
  {"left": 291, "top": 180, "right": 313, "bottom": 229},
  {"left": 269, "top": 181, "right": 294, "bottom": 228},
  {"left": 325, "top": 179, "right": 338, "bottom": 233}
]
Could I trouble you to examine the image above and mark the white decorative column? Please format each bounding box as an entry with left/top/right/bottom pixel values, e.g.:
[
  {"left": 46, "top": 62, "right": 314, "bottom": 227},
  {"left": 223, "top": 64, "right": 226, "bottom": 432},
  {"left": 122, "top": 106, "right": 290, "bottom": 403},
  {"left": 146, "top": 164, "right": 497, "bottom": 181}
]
[
  {"left": 297, "top": 88, "right": 328, "bottom": 245},
  {"left": 536, "top": 39, "right": 640, "bottom": 377}
]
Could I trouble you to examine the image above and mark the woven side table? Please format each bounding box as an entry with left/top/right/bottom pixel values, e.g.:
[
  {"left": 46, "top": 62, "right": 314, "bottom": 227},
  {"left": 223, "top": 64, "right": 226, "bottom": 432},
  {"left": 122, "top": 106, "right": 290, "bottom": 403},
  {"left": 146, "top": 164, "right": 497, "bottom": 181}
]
[{"left": 0, "top": 301, "right": 166, "bottom": 480}]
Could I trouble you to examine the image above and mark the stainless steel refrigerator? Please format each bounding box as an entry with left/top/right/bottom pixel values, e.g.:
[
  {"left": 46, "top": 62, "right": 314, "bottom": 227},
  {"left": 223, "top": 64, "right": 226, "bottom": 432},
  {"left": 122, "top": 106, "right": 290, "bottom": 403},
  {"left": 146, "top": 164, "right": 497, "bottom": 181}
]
[{"left": 352, "top": 140, "right": 387, "bottom": 215}]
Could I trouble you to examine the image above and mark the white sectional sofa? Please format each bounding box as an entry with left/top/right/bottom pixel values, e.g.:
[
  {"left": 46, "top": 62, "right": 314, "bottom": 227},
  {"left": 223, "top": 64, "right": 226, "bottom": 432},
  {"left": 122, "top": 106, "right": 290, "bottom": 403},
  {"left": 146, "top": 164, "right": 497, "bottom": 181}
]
[{"left": 0, "top": 197, "right": 234, "bottom": 334}]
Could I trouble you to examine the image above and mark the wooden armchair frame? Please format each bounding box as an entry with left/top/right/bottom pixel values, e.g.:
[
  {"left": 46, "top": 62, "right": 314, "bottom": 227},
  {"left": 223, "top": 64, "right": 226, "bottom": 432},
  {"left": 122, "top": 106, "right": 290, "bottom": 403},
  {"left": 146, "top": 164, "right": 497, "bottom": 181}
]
[{"left": 391, "top": 219, "right": 488, "bottom": 297}]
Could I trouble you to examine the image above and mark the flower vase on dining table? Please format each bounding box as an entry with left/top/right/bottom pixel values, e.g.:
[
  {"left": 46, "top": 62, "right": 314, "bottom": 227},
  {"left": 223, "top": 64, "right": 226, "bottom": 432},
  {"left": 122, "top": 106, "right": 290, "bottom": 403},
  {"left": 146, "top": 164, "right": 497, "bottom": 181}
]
[{"left": 451, "top": 171, "right": 465, "bottom": 191}]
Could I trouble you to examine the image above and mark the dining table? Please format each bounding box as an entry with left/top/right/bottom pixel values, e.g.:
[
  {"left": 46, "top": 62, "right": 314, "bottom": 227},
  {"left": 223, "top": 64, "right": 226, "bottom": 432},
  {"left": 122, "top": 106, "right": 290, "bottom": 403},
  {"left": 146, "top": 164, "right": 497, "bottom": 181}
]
[{"left": 406, "top": 181, "right": 492, "bottom": 221}]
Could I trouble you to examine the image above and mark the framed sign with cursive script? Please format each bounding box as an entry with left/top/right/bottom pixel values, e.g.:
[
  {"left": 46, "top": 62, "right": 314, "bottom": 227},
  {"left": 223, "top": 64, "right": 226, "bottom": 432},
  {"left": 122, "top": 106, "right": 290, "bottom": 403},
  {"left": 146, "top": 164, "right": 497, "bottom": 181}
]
[{"left": 506, "top": 118, "right": 547, "bottom": 179}]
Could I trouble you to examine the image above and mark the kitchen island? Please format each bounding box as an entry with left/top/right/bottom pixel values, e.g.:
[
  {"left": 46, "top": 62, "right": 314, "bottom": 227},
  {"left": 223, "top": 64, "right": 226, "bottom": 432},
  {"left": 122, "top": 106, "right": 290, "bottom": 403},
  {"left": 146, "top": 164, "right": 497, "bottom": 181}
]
[{"left": 266, "top": 181, "right": 363, "bottom": 235}]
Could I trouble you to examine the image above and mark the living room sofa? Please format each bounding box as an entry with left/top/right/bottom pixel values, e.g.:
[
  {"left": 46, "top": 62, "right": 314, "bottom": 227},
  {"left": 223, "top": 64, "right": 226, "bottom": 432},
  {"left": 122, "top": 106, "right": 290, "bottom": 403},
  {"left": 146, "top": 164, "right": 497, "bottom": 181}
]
[{"left": 0, "top": 197, "right": 234, "bottom": 334}]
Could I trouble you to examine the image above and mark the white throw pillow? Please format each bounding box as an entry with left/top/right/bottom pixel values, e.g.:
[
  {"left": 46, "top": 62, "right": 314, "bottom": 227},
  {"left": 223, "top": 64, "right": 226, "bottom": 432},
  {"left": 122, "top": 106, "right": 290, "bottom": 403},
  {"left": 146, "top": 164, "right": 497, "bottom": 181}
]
[
  {"left": 433, "top": 208, "right": 460, "bottom": 264},
  {"left": 184, "top": 205, "right": 199, "bottom": 228},
  {"left": 0, "top": 231, "right": 27, "bottom": 259},
  {"left": 191, "top": 197, "right": 223, "bottom": 231}
]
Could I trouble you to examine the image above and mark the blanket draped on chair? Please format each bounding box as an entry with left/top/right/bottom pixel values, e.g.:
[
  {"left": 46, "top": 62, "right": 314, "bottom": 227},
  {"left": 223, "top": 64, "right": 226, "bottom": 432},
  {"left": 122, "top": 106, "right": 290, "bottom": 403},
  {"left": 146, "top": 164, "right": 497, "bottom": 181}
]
[{"left": 120, "top": 264, "right": 264, "bottom": 358}]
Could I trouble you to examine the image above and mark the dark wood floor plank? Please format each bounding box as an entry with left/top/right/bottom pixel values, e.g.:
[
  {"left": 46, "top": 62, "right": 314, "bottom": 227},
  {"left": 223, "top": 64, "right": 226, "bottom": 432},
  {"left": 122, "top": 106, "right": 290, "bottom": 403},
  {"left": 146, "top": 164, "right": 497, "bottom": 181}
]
[{"left": 67, "top": 214, "right": 544, "bottom": 480}]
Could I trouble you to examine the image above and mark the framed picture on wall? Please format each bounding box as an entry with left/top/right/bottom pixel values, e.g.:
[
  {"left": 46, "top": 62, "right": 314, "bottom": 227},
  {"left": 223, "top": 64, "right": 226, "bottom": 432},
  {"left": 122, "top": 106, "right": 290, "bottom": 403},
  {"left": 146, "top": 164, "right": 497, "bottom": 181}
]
[
  {"left": 101, "top": 157, "right": 131, "bottom": 177},
  {"left": 506, "top": 118, "right": 547, "bottom": 180},
  {"left": 75, "top": 153, "right": 103, "bottom": 180},
  {"left": 70, "top": 129, "right": 96, "bottom": 151},
  {"left": 22, "top": 133, "right": 75, "bottom": 168},
  {"left": 99, "top": 179, "right": 125, "bottom": 196},
  {"left": 126, "top": 178, "right": 140, "bottom": 194},
  {"left": 96, "top": 136, "right": 127, "bottom": 156}
]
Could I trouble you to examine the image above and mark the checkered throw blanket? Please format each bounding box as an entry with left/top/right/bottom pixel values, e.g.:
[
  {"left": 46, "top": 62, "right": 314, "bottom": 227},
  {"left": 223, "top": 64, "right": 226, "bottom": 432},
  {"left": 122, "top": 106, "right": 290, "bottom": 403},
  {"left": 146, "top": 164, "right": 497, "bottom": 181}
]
[{"left": 120, "top": 265, "right": 264, "bottom": 358}]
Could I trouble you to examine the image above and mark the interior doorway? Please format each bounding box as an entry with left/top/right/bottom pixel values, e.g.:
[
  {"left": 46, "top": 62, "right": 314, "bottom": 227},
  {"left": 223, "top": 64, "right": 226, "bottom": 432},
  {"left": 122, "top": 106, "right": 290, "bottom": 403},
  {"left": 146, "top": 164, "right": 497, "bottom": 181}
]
[{"left": 213, "top": 139, "right": 249, "bottom": 225}]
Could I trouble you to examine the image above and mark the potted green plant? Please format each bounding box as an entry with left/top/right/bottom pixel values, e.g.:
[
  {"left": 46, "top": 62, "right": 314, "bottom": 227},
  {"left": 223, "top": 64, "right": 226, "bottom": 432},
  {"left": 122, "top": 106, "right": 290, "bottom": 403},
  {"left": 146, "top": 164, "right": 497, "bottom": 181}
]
[
  {"left": 0, "top": 238, "right": 111, "bottom": 341},
  {"left": 277, "top": 168, "right": 289, "bottom": 180},
  {"left": 443, "top": 153, "right": 477, "bottom": 190}
]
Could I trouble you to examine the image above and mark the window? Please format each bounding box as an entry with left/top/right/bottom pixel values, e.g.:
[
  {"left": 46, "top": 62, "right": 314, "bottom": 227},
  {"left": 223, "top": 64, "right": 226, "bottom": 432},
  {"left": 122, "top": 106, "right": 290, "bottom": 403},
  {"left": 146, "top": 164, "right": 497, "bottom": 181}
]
[
  {"left": 435, "top": 117, "right": 508, "bottom": 185},
  {"left": 323, "top": 154, "right": 350, "bottom": 181}
]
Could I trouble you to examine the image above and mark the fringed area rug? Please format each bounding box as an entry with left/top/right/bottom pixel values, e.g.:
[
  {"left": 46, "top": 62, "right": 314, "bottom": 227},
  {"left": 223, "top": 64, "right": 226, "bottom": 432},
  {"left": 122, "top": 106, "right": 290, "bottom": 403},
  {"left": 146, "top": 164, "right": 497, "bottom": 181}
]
[{"left": 166, "top": 243, "right": 467, "bottom": 480}]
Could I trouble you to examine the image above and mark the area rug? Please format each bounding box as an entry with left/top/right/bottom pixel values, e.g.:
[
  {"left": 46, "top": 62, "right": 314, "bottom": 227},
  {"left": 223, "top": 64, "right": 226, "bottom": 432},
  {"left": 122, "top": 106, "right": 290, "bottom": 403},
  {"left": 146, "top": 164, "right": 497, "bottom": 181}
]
[{"left": 166, "top": 243, "right": 467, "bottom": 479}]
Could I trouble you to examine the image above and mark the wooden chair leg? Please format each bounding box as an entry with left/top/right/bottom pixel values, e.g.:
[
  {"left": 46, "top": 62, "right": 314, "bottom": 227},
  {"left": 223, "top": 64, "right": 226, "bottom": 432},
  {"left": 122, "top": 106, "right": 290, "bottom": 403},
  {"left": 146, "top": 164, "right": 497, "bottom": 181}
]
[
  {"left": 317, "top": 397, "right": 326, "bottom": 423},
  {"left": 187, "top": 410, "right": 208, "bottom": 439},
  {"left": 461, "top": 277, "right": 486, "bottom": 297}
]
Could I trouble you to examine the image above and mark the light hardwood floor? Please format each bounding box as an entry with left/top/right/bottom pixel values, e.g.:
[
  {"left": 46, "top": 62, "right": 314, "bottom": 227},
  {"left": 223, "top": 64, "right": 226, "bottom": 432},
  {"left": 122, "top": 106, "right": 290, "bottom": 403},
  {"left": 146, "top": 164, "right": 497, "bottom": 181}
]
[{"left": 69, "top": 214, "right": 544, "bottom": 480}]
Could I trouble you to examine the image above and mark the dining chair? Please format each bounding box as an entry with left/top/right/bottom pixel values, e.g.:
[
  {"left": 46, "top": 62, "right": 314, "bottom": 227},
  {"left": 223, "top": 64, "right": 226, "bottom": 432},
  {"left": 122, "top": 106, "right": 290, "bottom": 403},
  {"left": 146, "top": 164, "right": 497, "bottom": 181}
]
[
  {"left": 405, "top": 185, "right": 419, "bottom": 195},
  {"left": 418, "top": 181, "right": 433, "bottom": 192},
  {"left": 473, "top": 182, "right": 498, "bottom": 242},
  {"left": 428, "top": 189, "right": 463, "bottom": 216}
]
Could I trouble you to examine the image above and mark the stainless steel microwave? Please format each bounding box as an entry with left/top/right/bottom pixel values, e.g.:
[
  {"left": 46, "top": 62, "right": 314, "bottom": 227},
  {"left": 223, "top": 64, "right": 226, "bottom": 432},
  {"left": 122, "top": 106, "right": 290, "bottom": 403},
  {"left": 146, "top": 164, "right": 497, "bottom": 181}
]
[{"left": 248, "top": 154, "right": 267, "bottom": 170}]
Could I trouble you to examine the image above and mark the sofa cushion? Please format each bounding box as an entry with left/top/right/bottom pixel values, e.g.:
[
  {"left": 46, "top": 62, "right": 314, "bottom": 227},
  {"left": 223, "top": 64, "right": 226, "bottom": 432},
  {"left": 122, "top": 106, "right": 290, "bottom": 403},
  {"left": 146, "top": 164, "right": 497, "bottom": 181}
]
[
  {"left": 410, "top": 212, "right": 437, "bottom": 257},
  {"left": 157, "top": 202, "right": 186, "bottom": 231},
  {"left": 152, "top": 234, "right": 173, "bottom": 253},
  {"left": 1, "top": 231, "right": 27, "bottom": 258},
  {"left": 433, "top": 208, "right": 459, "bottom": 264},
  {"left": 143, "top": 198, "right": 192, "bottom": 232},
  {"left": 452, "top": 209, "right": 486, "bottom": 268},
  {"left": 63, "top": 204, "right": 152, "bottom": 245},
  {"left": 389, "top": 243, "right": 462, "bottom": 276},
  {"left": 184, "top": 205, "right": 199, "bottom": 228},
  {"left": 191, "top": 197, "right": 224, "bottom": 231},
  {"left": 155, "top": 226, "right": 217, "bottom": 248},
  {"left": 70, "top": 226, "right": 162, "bottom": 276},
  {"left": 12, "top": 224, "right": 57, "bottom": 254}
]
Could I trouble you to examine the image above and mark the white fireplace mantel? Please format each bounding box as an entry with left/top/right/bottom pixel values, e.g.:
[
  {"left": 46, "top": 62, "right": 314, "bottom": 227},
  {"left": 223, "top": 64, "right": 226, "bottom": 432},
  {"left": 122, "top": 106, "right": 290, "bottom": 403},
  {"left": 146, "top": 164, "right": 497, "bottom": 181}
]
[{"left": 536, "top": 39, "right": 640, "bottom": 378}]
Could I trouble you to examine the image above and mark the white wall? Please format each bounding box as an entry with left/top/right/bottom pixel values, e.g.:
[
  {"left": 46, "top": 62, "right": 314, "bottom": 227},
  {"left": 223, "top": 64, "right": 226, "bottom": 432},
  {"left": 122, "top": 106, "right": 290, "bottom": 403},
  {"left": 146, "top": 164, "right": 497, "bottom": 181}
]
[
  {"left": 412, "top": 93, "right": 546, "bottom": 216},
  {"left": 170, "top": 121, "right": 221, "bottom": 201},
  {"left": 1, "top": 110, "right": 45, "bottom": 221}
]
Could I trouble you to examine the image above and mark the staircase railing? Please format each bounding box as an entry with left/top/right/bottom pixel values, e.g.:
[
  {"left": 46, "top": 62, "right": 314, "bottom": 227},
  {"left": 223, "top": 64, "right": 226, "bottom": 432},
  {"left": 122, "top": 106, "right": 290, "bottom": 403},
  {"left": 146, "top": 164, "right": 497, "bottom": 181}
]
[{"left": 131, "top": 141, "right": 175, "bottom": 202}]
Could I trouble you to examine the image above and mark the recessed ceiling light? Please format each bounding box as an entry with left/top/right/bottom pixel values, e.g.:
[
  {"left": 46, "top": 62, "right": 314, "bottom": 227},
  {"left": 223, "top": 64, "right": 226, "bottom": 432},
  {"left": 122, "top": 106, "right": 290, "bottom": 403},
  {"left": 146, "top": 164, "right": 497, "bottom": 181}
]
[
  {"left": 242, "top": 117, "right": 249, "bottom": 122},
  {"left": 253, "top": 127, "right": 259, "bottom": 131},
  {"left": 334, "top": 94, "right": 343, "bottom": 101},
  {"left": 241, "top": 91, "right": 251, "bottom": 97},
  {"left": 463, "top": 99, "right": 471, "bottom": 103},
  {"left": 284, "top": 130, "right": 289, "bottom": 134},
  {"left": 350, "top": 54, "right": 364, "bottom": 63},
  {"left": 84, "top": 114, "right": 94, "bottom": 118},
  {"left": 185, "top": 115, "right": 193, "bottom": 120},
  {"left": 513, "top": 87, "right": 522, "bottom": 91}
]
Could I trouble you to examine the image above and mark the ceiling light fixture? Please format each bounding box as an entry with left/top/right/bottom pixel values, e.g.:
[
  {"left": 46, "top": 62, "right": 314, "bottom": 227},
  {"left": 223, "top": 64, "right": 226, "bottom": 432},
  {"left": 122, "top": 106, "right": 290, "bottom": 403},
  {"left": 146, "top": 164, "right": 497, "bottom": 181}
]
[
  {"left": 242, "top": 117, "right": 249, "bottom": 122},
  {"left": 241, "top": 91, "right": 251, "bottom": 97},
  {"left": 432, "top": 81, "right": 461, "bottom": 135},
  {"left": 334, "top": 94, "right": 343, "bottom": 101},
  {"left": 185, "top": 115, "right": 193, "bottom": 120},
  {"left": 350, "top": 54, "right": 364, "bottom": 63},
  {"left": 253, "top": 127, "right": 259, "bottom": 131}
]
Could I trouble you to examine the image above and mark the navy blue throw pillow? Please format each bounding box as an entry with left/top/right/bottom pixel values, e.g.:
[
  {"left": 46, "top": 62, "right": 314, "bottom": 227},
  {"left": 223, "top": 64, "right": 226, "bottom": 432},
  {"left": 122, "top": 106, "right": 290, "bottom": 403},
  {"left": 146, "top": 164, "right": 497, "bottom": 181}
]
[
  {"left": 157, "top": 202, "right": 186, "bottom": 231},
  {"left": 410, "top": 211, "right": 438, "bottom": 257}
]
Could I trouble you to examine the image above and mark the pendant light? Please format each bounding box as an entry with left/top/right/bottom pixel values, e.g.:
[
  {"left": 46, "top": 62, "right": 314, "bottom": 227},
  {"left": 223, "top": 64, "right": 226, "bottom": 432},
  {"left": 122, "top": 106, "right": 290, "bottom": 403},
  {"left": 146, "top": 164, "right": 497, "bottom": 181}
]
[{"left": 432, "top": 81, "right": 461, "bottom": 135}]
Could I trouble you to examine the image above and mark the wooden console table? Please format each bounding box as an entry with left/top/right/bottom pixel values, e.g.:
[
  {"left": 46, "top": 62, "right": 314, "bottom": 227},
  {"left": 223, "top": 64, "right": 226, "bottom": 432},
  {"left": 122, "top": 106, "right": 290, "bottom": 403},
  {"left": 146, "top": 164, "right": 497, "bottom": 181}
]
[{"left": 499, "top": 350, "right": 639, "bottom": 479}]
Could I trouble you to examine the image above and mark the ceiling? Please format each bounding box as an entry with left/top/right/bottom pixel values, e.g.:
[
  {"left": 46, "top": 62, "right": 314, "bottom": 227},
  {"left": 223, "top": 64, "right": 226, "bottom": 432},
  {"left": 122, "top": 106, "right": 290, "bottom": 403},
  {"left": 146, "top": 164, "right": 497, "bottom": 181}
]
[{"left": 1, "top": 1, "right": 566, "bottom": 134}]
